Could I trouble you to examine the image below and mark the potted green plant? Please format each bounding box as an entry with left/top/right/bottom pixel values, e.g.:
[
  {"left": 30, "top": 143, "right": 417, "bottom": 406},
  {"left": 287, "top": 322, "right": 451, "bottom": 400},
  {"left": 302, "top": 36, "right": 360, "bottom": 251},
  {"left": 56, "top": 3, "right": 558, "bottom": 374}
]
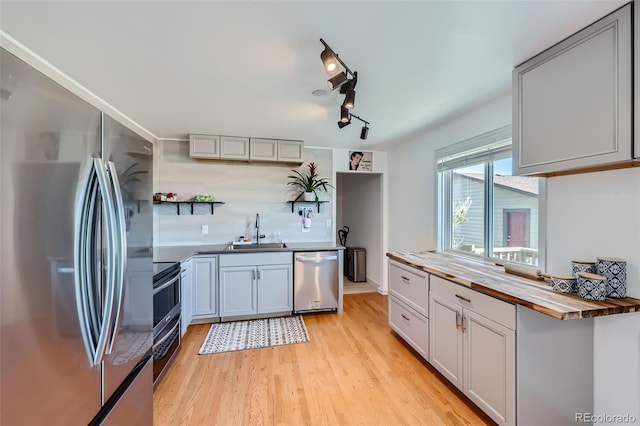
[{"left": 287, "top": 162, "right": 333, "bottom": 201}]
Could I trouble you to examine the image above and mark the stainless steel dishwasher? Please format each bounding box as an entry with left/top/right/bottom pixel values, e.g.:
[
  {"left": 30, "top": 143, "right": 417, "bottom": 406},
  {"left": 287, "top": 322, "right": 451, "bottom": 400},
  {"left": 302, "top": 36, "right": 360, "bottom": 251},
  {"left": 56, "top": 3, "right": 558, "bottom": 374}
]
[{"left": 294, "top": 251, "right": 339, "bottom": 313}]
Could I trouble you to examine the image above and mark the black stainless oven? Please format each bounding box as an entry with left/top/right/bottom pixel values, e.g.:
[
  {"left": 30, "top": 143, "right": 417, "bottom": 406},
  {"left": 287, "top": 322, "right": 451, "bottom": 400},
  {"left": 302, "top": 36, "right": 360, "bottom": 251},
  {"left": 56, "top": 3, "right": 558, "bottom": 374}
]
[{"left": 152, "top": 262, "right": 181, "bottom": 387}]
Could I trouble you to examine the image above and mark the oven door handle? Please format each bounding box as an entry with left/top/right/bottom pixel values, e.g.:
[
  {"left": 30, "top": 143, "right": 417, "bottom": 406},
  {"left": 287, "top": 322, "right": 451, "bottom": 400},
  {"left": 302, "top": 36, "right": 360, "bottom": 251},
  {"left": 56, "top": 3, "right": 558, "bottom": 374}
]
[
  {"left": 153, "top": 319, "right": 181, "bottom": 348},
  {"left": 153, "top": 274, "right": 180, "bottom": 295}
]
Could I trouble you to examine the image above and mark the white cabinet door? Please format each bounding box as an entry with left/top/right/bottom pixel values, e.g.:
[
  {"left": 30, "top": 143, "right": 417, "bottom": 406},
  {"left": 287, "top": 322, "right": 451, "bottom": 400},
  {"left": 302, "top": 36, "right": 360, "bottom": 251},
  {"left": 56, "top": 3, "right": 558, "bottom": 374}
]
[
  {"left": 429, "top": 292, "right": 463, "bottom": 390},
  {"left": 277, "top": 140, "right": 303, "bottom": 162},
  {"left": 257, "top": 264, "right": 293, "bottom": 314},
  {"left": 219, "top": 266, "right": 257, "bottom": 317},
  {"left": 464, "top": 309, "right": 515, "bottom": 426},
  {"left": 192, "top": 256, "right": 217, "bottom": 317},
  {"left": 513, "top": 4, "right": 632, "bottom": 175},
  {"left": 220, "top": 136, "right": 250, "bottom": 160},
  {"left": 250, "top": 138, "right": 278, "bottom": 161},
  {"left": 180, "top": 259, "right": 193, "bottom": 336},
  {"left": 189, "top": 134, "right": 220, "bottom": 159}
]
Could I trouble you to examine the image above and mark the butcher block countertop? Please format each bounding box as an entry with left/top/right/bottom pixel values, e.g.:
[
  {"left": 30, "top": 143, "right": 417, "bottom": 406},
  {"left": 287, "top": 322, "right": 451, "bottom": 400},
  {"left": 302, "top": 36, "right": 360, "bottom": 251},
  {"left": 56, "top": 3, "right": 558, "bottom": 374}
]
[{"left": 387, "top": 251, "right": 640, "bottom": 320}]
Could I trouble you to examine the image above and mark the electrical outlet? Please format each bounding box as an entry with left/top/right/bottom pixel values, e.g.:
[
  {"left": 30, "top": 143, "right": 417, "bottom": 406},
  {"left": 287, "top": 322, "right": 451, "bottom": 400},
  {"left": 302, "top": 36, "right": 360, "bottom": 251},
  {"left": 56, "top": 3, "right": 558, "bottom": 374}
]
[
  {"left": 326, "top": 218, "right": 332, "bottom": 227},
  {"left": 201, "top": 225, "right": 208, "bottom": 235}
]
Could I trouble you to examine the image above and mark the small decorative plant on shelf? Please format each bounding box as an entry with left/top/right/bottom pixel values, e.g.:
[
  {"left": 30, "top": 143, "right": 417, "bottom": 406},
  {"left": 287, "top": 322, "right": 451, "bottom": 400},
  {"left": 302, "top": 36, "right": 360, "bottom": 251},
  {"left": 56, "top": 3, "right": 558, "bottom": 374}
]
[{"left": 287, "top": 162, "right": 334, "bottom": 201}]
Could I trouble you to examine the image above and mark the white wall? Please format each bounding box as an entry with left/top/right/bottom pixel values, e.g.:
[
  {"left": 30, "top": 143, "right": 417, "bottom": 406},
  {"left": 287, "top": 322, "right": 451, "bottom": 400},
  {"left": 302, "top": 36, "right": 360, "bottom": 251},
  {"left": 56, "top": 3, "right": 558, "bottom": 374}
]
[
  {"left": 546, "top": 168, "right": 640, "bottom": 421},
  {"left": 155, "top": 142, "right": 335, "bottom": 246},
  {"left": 387, "top": 93, "right": 512, "bottom": 252}
]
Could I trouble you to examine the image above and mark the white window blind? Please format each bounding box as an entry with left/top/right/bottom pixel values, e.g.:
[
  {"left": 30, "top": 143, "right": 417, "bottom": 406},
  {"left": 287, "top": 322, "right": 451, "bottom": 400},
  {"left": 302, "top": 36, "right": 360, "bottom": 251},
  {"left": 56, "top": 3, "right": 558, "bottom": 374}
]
[{"left": 436, "top": 125, "right": 512, "bottom": 171}]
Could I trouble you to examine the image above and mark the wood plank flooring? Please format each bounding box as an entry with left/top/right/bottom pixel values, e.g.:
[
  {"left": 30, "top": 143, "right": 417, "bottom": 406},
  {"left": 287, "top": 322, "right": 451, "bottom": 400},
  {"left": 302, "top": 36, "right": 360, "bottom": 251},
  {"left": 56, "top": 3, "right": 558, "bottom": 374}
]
[{"left": 153, "top": 293, "right": 494, "bottom": 425}]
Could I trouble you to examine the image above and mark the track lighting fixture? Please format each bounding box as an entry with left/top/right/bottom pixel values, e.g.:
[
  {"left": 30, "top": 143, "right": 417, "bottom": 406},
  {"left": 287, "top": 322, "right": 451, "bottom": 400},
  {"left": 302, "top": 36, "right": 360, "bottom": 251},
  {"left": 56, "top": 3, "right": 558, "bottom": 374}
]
[
  {"left": 340, "top": 106, "right": 350, "bottom": 123},
  {"left": 320, "top": 47, "right": 339, "bottom": 74},
  {"left": 328, "top": 72, "right": 348, "bottom": 90},
  {"left": 319, "top": 38, "right": 371, "bottom": 139},
  {"left": 343, "top": 89, "right": 356, "bottom": 110},
  {"left": 360, "top": 125, "right": 369, "bottom": 140}
]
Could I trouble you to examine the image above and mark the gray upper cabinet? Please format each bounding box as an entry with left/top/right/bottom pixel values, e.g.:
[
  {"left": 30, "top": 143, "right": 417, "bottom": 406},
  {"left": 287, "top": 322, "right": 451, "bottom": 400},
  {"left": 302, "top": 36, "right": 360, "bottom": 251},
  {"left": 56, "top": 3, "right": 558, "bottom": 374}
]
[
  {"left": 220, "top": 136, "right": 250, "bottom": 160},
  {"left": 189, "top": 134, "right": 220, "bottom": 158},
  {"left": 250, "top": 138, "right": 278, "bottom": 161},
  {"left": 513, "top": 4, "right": 632, "bottom": 176},
  {"left": 277, "top": 140, "right": 304, "bottom": 163}
]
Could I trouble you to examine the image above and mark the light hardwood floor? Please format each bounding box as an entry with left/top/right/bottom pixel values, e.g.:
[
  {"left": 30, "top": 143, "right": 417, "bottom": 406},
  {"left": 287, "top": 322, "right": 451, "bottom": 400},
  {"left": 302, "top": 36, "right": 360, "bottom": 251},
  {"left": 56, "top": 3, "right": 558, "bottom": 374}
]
[{"left": 153, "top": 293, "right": 494, "bottom": 425}]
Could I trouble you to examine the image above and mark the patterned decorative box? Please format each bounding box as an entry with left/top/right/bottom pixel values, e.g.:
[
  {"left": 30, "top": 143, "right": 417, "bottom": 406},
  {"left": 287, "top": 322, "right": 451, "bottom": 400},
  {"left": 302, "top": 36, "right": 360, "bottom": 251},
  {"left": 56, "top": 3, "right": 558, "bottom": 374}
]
[
  {"left": 596, "top": 257, "right": 626, "bottom": 298},
  {"left": 571, "top": 260, "right": 596, "bottom": 277},
  {"left": 193, "top": 195, "right": 214, "bottom": 202},
  {"left": 550, "top": 275, "right": 577, "bottom": 293},
  {"left": 576, "top": 272, "right": 606, "bottom": 301}
]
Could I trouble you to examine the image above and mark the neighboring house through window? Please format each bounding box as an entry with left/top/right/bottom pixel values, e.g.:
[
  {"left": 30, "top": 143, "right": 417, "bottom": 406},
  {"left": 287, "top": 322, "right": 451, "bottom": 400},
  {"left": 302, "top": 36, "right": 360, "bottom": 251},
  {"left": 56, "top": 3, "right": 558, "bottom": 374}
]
[{"left": 436, "top": 125, "right": 544, "bottom": 268}]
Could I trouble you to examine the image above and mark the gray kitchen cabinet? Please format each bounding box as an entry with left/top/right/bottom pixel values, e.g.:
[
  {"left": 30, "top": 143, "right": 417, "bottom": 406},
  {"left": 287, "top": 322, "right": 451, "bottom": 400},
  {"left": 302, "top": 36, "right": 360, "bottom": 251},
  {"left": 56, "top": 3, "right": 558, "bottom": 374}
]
[
  {"left": 277, "top": 140, "right": 304, "bottom": 163},
  {"left": 219, "top": 265, "right": 257, "bottom": 316},
  {"left": 219, "top": 252, "right": 293, "bottom": 320},
  {"left": 220, "top": 136, "right": 250, "bottom": 160},
  {"left": 513, "top": 4, "right": 632, "bottom": 176},
  {"left": 250, "top": 138, "right": 278, "bottom": 161},
  {"left": 180, "top": 258, "right": 193, "bottom": 336},
  {"left": 191, "top": 255, "right": 218, "bottom": 319},
  {"left": 387, "top": 260, "right": 429, "bottom": 360},
  {"left": 430, "top": 275, "right": 515, "bottom": 426},
  {"left": 257, "top": 264, "right": 293, "bottom": 314},
  {"left": 189, "top": 134, "right": 220, "bottom": 159},
  {"left": 249, "top": 138, "right": 304, "bottom": 163}
]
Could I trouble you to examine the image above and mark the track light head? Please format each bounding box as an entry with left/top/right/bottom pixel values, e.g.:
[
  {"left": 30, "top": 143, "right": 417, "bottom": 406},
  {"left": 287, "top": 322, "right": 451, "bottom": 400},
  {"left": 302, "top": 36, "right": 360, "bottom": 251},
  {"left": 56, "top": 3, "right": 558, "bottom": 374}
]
[
  {"left": 328, "top": 72, "right": 348, "bottom": 91},
  {"left": 320, "top": 47, "right": 339, "bottom": 74},
  {"left": 337, "top": 120, "right": 351, "bottom": 129},
  {"left": 343, "top": 89, "right": 356, "bottom": 110},
  {"left": 360, "top": 125, "right": 369, "bottom": 140},
  {"left": 340, "top": 106, "right": 350, "bottom": 123}
]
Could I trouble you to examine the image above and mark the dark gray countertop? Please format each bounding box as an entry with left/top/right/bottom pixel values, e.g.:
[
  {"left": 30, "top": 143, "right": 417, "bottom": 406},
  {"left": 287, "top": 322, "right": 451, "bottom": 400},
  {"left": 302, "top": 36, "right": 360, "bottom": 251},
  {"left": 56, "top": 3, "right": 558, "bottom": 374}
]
[{"left": 154, "top": 242, "right": 344, "bottom": 263}]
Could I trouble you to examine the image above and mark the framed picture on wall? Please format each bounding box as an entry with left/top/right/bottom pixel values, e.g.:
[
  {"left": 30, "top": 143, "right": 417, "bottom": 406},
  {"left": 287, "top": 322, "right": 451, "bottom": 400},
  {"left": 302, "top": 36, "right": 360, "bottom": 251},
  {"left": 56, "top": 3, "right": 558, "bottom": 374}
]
[{"left": 348, "top": 151, "right": 372, "bottom": 171}]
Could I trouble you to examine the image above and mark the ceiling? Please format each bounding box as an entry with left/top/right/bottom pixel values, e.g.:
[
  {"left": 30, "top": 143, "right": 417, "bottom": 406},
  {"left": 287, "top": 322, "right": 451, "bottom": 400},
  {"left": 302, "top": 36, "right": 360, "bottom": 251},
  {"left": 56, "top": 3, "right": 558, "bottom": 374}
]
[{"left": 0, "top": 1, "right": 628, "bottom": 150}]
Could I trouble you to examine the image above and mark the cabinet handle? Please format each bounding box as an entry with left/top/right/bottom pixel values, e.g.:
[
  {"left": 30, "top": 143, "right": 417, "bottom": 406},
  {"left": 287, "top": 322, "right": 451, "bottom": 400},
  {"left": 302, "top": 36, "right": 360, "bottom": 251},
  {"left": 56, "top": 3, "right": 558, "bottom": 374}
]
[
  {"left": 251, "top": 270, "right": 255, "bottom": 280},
  {"left": 401, "top": 275, "right": 410, "bottom": 284},
  {"left": 257, "top": 269, "right": 261, "bottom": 280},
  {"left": 401, "top": 314, "right": 410, "bottom": 321},
  {"left": 455, "top": 312, "right": 461, "bottom": 330},
  {"left": 455, "top": 294, "right": 471, "bottom": 303},
  {"left": 461, "top": 316, "right": 466, "bottom": 333}
]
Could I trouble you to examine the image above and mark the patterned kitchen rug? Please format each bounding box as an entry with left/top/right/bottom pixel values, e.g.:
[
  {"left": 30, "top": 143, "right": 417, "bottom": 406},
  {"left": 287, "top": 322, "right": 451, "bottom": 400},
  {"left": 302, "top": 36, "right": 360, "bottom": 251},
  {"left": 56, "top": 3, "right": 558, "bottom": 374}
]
[{"left": 198, "top": 316, "right": 310, "bottom": 355}]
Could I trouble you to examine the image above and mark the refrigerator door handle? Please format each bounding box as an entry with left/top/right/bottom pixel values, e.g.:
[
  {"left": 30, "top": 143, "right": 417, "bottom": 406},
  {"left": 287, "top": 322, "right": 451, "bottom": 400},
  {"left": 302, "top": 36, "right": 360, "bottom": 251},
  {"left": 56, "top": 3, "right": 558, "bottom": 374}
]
[
  {"left": 105, "top": 161, "right": 127, "bottom": 354},
  {"left": 93, "top": 158, "right": 117, "bottom": 366},
  {"left": 74, "top": 158, "right": 99, "bottom": 364}
]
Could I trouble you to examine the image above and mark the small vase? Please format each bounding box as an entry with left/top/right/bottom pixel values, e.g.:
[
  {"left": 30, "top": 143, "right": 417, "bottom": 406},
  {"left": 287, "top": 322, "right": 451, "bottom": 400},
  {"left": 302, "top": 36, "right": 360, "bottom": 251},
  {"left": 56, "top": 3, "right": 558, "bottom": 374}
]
[{"left": 302, "top": 192, "right": 315, "bottom": 202}]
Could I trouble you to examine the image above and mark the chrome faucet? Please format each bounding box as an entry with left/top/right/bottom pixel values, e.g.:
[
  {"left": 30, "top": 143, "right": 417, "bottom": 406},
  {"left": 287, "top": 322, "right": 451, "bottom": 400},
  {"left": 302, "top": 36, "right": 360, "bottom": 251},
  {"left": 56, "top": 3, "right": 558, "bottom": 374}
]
[{"left": 255, "top": 213, "right": 265, "bottom": 244}]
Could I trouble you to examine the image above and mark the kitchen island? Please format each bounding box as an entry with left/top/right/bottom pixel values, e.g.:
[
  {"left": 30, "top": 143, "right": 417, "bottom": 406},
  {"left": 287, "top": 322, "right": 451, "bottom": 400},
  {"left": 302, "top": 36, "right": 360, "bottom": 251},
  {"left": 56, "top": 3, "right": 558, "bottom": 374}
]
[{"left": 386, "top": 250, "right": 640, "bottom": 426}]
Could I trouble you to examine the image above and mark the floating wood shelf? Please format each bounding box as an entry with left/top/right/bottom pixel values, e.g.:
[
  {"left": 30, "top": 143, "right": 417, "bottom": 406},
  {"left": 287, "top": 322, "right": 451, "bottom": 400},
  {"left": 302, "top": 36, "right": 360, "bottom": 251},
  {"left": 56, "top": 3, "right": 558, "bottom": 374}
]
[
  {"left": 286, "top": 199, "right": 328, "bottom": 213},
  {"left": 153, "top": 200, "right": 225, "bottom": 215}
]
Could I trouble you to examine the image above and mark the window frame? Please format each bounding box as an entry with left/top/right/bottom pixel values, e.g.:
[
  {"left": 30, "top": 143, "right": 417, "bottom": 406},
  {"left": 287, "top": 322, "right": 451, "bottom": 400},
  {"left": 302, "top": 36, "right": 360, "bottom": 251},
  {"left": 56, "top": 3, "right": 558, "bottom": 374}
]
[{"left": 436, "top": 125, "right": 546, "bottom": 271}]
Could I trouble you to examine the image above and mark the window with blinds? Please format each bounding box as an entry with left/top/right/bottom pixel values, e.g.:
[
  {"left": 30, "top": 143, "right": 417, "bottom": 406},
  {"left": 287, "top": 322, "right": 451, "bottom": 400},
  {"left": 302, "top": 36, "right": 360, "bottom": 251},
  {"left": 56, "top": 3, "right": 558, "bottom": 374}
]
[{"left": 436, "top": 125, "right": 544, "bottom": 268}]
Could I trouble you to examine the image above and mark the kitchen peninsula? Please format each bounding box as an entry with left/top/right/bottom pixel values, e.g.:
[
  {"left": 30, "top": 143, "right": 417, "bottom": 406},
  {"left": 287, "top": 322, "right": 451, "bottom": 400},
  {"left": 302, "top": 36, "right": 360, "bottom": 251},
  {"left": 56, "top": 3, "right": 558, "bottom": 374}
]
[{"left": 386, "top": 250, "right": 640, "bottom": 425}]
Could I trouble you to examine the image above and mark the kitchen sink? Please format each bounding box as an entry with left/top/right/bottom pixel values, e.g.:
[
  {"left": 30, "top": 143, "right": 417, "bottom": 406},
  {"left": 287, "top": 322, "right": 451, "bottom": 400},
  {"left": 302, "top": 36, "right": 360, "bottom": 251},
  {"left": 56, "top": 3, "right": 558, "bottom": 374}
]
[{"left": 226, "top": 242, "right": 288, "bottom": 251}]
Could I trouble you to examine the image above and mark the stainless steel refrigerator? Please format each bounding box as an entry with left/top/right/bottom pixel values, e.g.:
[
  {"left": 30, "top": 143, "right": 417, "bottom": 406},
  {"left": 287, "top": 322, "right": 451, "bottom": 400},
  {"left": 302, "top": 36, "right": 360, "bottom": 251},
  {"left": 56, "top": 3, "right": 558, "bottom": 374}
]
[{"left": 0, "top": 47, "right": 153, "bottom": 425}]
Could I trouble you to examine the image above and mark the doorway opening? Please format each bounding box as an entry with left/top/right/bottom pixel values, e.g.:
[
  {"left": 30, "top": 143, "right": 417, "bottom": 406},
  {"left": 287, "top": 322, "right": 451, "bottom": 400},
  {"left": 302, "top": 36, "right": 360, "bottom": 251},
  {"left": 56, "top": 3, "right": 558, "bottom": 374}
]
[{"left": 336, "top": 172, "right": 383, "bottom": 294}]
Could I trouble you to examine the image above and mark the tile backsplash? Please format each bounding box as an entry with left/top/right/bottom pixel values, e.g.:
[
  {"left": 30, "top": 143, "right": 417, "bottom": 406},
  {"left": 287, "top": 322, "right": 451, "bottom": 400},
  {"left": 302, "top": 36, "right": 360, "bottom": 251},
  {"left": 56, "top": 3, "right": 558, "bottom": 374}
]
[{"left": 154, "top": 140, "right": 334, "bottom": 246}]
